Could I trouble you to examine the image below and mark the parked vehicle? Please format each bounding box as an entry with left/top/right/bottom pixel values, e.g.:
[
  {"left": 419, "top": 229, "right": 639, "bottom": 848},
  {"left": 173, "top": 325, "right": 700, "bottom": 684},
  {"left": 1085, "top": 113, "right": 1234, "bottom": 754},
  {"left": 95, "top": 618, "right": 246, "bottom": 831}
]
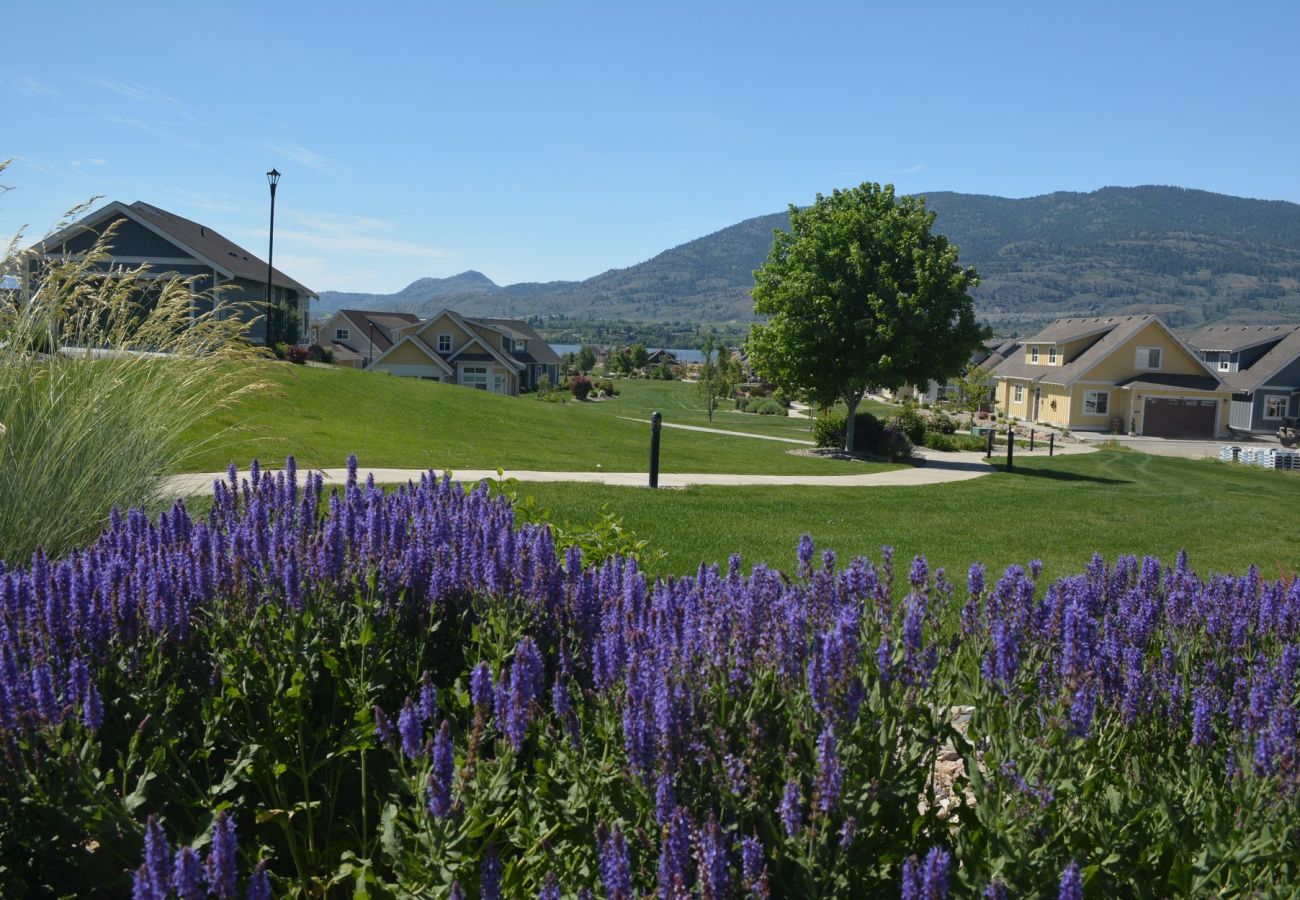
[{"left": 1278, "top": 416, "right": 1298, "bottom": 447}]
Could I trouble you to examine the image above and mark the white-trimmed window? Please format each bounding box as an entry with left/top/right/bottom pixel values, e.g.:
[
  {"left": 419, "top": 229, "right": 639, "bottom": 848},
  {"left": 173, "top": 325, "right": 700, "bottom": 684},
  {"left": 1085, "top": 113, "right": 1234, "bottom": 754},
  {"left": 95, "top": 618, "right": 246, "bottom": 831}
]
[
  {"left": 514, "top": 339, "right": 528, "bottom": 353},
  {"left": 1013, "top": 384, "right": 1024, "bottom": 403},
  {"left": 1083, "top": 390, "right": 1110, "bottom": 415},
  {"left": 460, "top": 366, "right": 489, "bottom": 390},
  {"left": 335, "top": 328, "right": 349, "bottom": 341},
  {"left": 1048, "top": 347, "right": 1057, "bottom": 365},
  {"left": 1030, "top": 347, "right": 1040, "bottom": 363},
  {"left": 1135, "top": 347, "right": 1162, "bottom": 369},
  {"left": 437, "top": 333, "right": 452, "bottom": 353},
  {"left": 1218, "top": 353, "right": 1231, "bottom": 372},
  {"left": 1264, "top": 395, "right": 1289, "bottom": 420}
]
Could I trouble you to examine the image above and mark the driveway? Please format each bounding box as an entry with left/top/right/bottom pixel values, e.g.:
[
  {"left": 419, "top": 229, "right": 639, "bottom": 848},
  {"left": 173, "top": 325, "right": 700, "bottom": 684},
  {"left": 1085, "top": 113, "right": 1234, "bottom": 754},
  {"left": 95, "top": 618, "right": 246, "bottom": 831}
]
[{"left": 1071, "top": 431, "right": 1273, "bottom": 460}]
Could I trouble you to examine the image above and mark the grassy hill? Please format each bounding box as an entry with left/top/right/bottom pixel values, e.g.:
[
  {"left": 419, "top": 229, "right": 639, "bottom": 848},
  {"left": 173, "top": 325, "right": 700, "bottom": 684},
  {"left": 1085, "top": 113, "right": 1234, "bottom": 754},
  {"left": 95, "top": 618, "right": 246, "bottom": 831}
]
[
  {"left": 318, "top": 186, "right": 1300, "bottom": 330},
  {"left": 179, "top": 364, "right": 892, "bottom": 476}
]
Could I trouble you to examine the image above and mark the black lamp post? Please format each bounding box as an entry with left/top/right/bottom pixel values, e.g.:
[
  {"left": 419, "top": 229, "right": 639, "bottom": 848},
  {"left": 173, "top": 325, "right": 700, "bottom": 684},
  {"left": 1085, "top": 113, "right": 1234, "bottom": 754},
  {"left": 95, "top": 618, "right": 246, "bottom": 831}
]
[
  {"left": 265, "top": 168, "right": 280, "bottom": 344},
  {"left": 369, "top": 320, "right": 376, "bottom": 368}
]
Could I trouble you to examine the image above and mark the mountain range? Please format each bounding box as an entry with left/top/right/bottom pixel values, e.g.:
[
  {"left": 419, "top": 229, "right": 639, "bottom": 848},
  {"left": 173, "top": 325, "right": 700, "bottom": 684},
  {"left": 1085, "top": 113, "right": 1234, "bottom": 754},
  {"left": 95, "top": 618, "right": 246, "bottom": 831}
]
[{"left": 317, "top": 186, "right": 1300, "bottom": 330}]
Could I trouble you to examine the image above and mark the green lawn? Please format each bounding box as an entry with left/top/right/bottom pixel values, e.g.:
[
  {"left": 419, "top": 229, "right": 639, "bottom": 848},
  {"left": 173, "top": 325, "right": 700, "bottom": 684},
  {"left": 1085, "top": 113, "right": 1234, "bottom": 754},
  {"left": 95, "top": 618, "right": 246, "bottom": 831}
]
[
  {"left": 181, "top": 364, "right": 901, "bottom": 476},
  {"left": 510, "top": 449, "right": 1300, "bottom": 579},
  {"left": 583, "top": 378, "right": 895, "bottom": 440}
]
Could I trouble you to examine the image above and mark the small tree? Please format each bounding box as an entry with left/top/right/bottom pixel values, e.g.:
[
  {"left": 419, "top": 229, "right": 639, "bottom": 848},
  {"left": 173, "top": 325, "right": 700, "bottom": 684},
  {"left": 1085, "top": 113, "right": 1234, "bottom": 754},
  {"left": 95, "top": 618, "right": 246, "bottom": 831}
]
[
  {"left": 576, "top": 345, "right": 596, "bottom": 373},
  {"left": 747, "top": 183, "right": 986, "bottom": 452},
  {"left": 697, "top": 334, "right": 733, "bottom": 422},
  {"left": 629, "top": 343, "right": 649, "bottom": 371},
  {"left": 953, "top": 362, "right": 995, "bottom": 417}
]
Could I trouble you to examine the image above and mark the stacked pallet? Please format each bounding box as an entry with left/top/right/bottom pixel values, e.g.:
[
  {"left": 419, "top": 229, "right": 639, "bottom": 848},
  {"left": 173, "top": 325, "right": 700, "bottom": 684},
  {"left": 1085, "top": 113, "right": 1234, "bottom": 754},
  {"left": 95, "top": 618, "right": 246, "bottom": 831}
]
[{"left": 1219, "top": 445, "right": 1299, "bottom": 470}]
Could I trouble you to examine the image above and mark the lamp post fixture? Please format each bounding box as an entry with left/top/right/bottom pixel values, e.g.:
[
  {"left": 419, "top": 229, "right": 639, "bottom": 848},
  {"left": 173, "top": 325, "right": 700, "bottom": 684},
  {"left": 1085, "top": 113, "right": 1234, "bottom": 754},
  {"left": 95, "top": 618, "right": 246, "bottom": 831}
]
[{"left": 265, "top": 168, "right": 280, "bottom": 344}]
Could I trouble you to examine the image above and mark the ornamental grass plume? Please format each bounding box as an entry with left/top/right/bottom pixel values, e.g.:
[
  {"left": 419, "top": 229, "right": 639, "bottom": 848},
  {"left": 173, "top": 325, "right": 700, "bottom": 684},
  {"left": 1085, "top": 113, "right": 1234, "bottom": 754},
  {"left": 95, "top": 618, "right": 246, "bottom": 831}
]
[{"left": 0, "top": 162, "right": 265, "bottom": 561}]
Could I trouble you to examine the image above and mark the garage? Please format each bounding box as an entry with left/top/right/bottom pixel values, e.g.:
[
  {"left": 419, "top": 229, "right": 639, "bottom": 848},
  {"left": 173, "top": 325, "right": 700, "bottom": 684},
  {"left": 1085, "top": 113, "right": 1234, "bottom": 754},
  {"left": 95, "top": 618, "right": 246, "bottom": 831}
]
[{"left": 1142, "top": 397, "right": 1217, "bottom": 438}]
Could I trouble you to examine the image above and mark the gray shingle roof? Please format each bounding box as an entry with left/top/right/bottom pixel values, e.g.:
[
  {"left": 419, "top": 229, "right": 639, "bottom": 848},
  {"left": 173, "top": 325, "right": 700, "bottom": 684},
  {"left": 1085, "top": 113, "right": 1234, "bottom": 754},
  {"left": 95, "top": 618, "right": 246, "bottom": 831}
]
[
  {"left": 1024, "top": 317, "right": 1133, "bottom": 345},
  {"left": 337, "top": 309, "right": 421, "bottom": 352},
  {"left": 129, "top": 202, "right": 316, "bottom": 296},
  {"left": 1221, "top": 328, "right": 1300, "bottom": 393},
  {"left": 1114, "top": 373, "right": 1224, "bottom": 392},
  {"left": 993, "top": 316, "right": 1161, "bottom": 386},
  {"left": 1183, "top": 324, "right": 1300, "bottom": 353}
]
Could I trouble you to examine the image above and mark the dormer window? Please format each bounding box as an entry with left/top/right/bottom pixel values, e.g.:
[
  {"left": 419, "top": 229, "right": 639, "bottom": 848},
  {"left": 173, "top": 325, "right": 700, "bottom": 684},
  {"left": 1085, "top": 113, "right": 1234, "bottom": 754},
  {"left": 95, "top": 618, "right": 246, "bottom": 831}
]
[
  {"left": 1030, "top": 347, "right": 1040, "bottom": 363},
  {"left": 1048, "top": 347, "right": 1057, "bottom": 365},
  {"left": 514, "top": 339, "right": 527, "bottom": 353},
  {"left": 502, "top": 336, "right": 512, "bottom": 350}
]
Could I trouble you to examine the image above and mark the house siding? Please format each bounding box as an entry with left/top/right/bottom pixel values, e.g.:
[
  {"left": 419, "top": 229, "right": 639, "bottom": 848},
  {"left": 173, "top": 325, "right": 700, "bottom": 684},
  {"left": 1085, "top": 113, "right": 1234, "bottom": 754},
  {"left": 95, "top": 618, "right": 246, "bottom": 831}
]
[{"left": 1081, "top": 322, "right": 1207, "bottom": 383}]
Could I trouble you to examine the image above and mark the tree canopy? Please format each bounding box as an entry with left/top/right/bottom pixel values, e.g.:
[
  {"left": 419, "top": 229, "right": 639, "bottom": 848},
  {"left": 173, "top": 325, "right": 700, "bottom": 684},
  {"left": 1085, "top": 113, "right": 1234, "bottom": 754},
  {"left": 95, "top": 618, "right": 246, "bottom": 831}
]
[{"left": 746, "top": 183, "right": 987, "bottom": 451}]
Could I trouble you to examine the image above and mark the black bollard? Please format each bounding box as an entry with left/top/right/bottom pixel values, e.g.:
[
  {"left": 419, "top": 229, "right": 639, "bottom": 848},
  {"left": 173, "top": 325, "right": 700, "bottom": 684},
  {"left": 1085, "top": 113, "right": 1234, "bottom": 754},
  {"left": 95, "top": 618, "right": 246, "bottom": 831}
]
[
  {"left": 649, "top": 411, "right": 662, "bottom": 488},
  {"left": 1006, "top": 428, "right": 1014, "bottom": 470},
  {"left": 986, "top": 427, "right": 995, "bottom": 458},
  {"left": 1030, "top": 429, "right": 1036, "bottom": 452},
  {"left": 1049, "top": 433, "right": 1055, "bottom": 457}
]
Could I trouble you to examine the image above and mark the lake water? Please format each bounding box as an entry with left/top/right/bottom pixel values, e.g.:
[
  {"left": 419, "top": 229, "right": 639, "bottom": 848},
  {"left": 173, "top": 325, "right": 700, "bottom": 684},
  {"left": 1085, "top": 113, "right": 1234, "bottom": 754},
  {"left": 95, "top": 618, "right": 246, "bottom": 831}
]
[{"left": 549, "top": 343, "right": 705, "bottom": 364}]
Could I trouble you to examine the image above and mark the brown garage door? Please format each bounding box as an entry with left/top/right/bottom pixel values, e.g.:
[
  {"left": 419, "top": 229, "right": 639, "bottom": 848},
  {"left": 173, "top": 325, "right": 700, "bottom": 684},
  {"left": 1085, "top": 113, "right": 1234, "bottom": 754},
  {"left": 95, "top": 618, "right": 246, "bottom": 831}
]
[{"left": 1143, "top": 398, "right": 1217, "bottom": 438}]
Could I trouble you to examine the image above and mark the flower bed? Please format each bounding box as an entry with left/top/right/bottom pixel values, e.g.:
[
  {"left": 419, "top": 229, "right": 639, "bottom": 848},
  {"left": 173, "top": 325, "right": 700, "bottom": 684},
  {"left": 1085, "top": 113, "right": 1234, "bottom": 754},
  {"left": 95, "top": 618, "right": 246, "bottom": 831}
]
[{"left": 1, "top": 457, "right": 1297, "bottom": 896}]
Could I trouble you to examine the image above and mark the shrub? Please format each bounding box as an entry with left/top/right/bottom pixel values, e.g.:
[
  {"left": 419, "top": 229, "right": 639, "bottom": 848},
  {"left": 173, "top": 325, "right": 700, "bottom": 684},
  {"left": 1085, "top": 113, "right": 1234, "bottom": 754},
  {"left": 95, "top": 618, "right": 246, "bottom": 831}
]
[
  {"left": 284, "top": 345, "right": 309, "bottom": 365},
  {"left": 879, "top": 425, "right": 914, "bottom": 461},
  {"left": 891, "top": 405, "right": 928, "bottom": 445},
  {"left": 734, "top": 397, "right": 749, "bottom": 412},
  {"left": 922, "top": 432, "right": 960, "bottom": 452},
  {"left": 753, "top": 399, "right": 787, "bottom": 416},
  {"left": 320, "top": 346, "right": 334, "bottom": 364},
  {"left": 597, "top": 379, "right": 618, "bottom": 397},
  {"left": 536, "top": 373, "right": 552, "bottom": 396},
  {"left": 773, "top": 388, "right": 791, "bottom": 408},
  {"left": 927, "top": 410, "right": 958, "bottom": 435},
  {"left": 570, "top": 374, "right": 592, "bottom": 400},
  {"left": 272, "top": 341, "right": 290, "bottom": 360},
  {"left": 852, "top": 411, "right": 885, "bottom": 452},
  {"left": 813, "top": 412, "right": 847, "bottom": 448}
]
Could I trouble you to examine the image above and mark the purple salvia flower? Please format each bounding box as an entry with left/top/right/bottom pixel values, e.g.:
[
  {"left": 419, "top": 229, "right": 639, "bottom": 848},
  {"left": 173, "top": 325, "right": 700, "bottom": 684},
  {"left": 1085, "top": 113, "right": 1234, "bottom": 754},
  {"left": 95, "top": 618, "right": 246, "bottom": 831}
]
[
  {"left": 247, "top": 861, "right": 272, "bottom": 900},
  {"left": 205, "top": 810, "right": 238, "bottom": 899},
  {"left": 449, "top": 882, "right": 464, "bottom": 900},
  {"left": 31, "top": 662, "right": 58, "bottom": 724},
  {"left": 1059, "top": 861, "right": 1083, "bottom": 900},
  {"left": 697, "top": 814, "right": 729, "bottom": 900},
  {"left": 143, "top": 815, "right": 172, "bottom": 897},
  {"left": 172, "top": 847, "right": 203, "bottom": 900},
  {"left": 1191, "top": 686, "right": 1215, "bottom": 747},
  {"left": 552, "top": 678, "right": 580, "bottom": 748},
  {"left": 797, "top": 534, "right": 814, "bottom": 578},
  {"left": 398, "top": 697, "right": 423, "bottom": 760},
  {"left": 877, "top": 636, "right": 893, "bottom": 684},
  {"left": 815, "top": 725, "right": 842, "bottom": 814},
  {"left": 983, "top": 881, "right": 1008, "bottom": 900},
  {"left": 1069, "top": 684, "right": 1096, "bottom": 739},
  {"left": 481, "top": 846, "right": 502, "bottom": 900},
  {"left": 418, "top": 672, "right": 437, "bottom": 724},
  {"left": 839, "top": 816, "right": 856, "bottom": 848},
  {"left": 83, "top": 679, "right": 103, "bottom": 732},
  {"left": 655, "top": 774, "right": 677, "bottom": 825},
  {"left": 132, "top": 864, "right": 156, "bottom": 900},
  {"left": 657, "top": 808, "right": 692, "bottom": 900},
  {"left": 922, "top": 847, "right": 950, "bottom": 899},
  {"left": 539, "top": 871, "right": 561, "bottom": 900},
  {"left": 900, "top": 854, "right": 923, "bottom": 900},
  {"left": 372, "top": 705, "right": 394, "bottom": 745},
  {"left": 741, "top": 833, "right": 768, "bottom": 898},
  {"left": 598, "top": 824, "right": 634, "bottom": 900},
  {"left": 470, "top": 662, "right": 493, "bottom": 712},
  {"left": 779, "top": 778, "right": 802, "bottom": 837},
  {"left": 428, "top": 720, "right": 454, "bottom": 819}
]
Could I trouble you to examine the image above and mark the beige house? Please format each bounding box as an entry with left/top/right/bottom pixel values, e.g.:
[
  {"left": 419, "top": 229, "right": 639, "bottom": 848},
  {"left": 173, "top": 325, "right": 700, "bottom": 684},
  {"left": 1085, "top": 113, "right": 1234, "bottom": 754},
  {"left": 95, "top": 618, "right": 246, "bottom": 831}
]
[
  {"left": 369, "top": 309, "right": 560, "bottom": 395},
  {"left": 309, "top": 309, "right": 422, "bottom": 368},
  {"left": 991, "top": 315, "right": 1230, "bottom": 438}
]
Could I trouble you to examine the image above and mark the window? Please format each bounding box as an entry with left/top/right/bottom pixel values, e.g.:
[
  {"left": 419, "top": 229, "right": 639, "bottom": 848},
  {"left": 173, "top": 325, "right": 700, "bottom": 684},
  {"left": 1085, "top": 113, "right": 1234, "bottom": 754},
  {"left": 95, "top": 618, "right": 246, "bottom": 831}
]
[
  {"left": 1135, "top": 347, "right": 1162, "bottom": 369},
  {"left": 1264, "top": 395, "right": 1289, "bottom": 419},
  {"left": 437, "top": 333, "right": 452, "bottom": 353},
  {"left": 1083, "top": 390, "right": 1110, "bottom": 415},
  {"left": 1048, "top": 348, "right": 1057, "bottom": 365},
  {"left": 502, "top": 336, "right": 512, "bottom": 350},
  {"left": 460, "top": 366, "right": 488, "bottom": 390},
  {"left": 1218, "top": 353, "right": 1231, "bottom": 372},
  {"left": 1030, "top": 347, "right": 1040, "bottom": 363},
  {"left": 514, "top": 339, "right": 528, "bottom": 353},
  {"left": 335, "top": 328, "right": 349, "bottom": 341},
  {"left": 1013, "top": 384, "right": 1024, "bottom": 403}
]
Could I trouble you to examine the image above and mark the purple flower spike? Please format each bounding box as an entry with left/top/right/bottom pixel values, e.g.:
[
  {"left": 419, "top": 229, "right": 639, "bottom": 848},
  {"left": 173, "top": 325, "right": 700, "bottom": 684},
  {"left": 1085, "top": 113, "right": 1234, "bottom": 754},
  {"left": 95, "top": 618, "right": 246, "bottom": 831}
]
[
  {"left": 983, "top": 881, "right": 1007, "bottom": 900},
  {"left": 205, "top": 810, "right": 238, "bottom": 899},
  {"left": 901, "top": 854, "right": 922, "bottom": 900},
  {"left": 428, "top": 721, "right": 455, "bottom": 819},
  {"left": 172, "top": 847, "right": 203, "bottom": 900},
  {"left": 470, "top": 662, "right": 493, "bottom": 712},
  {"left": 398, "top": 697, "right": 423, "bottom": 760},
  {"left": 779, "top": 778, "right": 802, "bottom": 837},
  {"left": 922, "top": 847, "right": 950, "bottom": 899},
  {"left": 598, "top": 823, "right": 634, "bottom": 900},
  {"left": 143, "top": 815, "right": 172, "bottom": 897},
  {"left": 481, "top": 846, "right": 503, "bottom": 900},
  {"left": 132, "top": 863, "right": 156, "bottom": 900},
  {"left": 1059, "top": 861, "right": 1083, "bottom": 900},
  {"left": 539, "top": 871, "right": 562, "bottom": 900},
  {"left": 247, "top": 860, "right": 272, "bottom": 900}
]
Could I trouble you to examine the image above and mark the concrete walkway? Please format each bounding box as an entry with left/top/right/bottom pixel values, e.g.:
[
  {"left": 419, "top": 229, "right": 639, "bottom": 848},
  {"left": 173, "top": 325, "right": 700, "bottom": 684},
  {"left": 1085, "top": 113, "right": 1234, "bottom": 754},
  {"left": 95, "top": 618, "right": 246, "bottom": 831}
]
[{"left": 164, "top": 444, "right": 1097, "bottom": 498}]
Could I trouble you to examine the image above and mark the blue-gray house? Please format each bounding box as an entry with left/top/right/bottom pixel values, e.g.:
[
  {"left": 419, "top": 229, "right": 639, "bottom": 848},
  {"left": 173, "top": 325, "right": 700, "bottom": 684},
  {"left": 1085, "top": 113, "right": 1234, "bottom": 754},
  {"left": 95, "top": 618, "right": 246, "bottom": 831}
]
[
  {"left": 1187, "top": 324, "right": 1300, "bottom": 434},
  {"left": 25, "top": 200, "right": 315, "bottom": 345}
]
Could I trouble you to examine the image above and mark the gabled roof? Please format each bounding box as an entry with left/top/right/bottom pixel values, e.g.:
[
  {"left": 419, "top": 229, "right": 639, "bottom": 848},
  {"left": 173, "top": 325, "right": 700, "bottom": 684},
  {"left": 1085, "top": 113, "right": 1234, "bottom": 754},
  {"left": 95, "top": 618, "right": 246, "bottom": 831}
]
[
  {"left": 992, "top": 315, "right": 1220, "bottom": 387},
  {"left": 369, "top": 332, "right": 454, "bottom": 374},
  {"left": 331, "top": 309, "right": 421, "bottom": 352},
  {"left": 37, "top": 200, "right": 317, "bottom": 296},
  {"left": 976, "top": 337, "right": 1020, "bottom": 370},
  {"left": 1183, "top": 324, "right": 1300, "bottom": 354},
  {"left": 465, "top": 316, "right": 562, "bottom": 365},
  {"left": 1221, "top": 328, "right": 1300, "bottom": 393}
]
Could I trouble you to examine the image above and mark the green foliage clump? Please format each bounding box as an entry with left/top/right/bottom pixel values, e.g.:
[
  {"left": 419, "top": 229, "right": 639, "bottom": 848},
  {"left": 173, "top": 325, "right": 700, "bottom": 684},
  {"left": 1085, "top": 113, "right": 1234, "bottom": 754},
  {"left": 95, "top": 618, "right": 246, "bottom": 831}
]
[
  {"left": 813, "top": 412, "right": 847, "bottom": 448},
  {"left": 570, "top": 374, "right": 592, "bottom": 400},
  {"left": 891, "top": 405, "right": 928, "bottom": 445},
  {"left": 927, "top": 410, "right": 958, "bottom": 435},
  {"left": 752, "top": 399, "right": 786, "bottom": 416}
]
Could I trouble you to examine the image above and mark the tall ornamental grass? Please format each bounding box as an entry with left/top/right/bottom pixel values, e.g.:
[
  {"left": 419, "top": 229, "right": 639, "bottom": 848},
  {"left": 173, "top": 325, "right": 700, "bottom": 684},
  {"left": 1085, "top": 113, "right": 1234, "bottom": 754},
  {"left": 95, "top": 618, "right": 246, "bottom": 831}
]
[
  {"left": 0, "top": 166, "right": 264, "bottom": 560},
  {"left": 1, "top": 457, "right": 1296, "bottom": 897}
]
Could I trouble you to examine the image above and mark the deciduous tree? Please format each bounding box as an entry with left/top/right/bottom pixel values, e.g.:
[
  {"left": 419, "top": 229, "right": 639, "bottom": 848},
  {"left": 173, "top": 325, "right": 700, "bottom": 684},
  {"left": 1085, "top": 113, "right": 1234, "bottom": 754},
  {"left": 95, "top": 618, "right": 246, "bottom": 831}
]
[{"left": 747, "top": 183, "right": 986, "bottom": 452}]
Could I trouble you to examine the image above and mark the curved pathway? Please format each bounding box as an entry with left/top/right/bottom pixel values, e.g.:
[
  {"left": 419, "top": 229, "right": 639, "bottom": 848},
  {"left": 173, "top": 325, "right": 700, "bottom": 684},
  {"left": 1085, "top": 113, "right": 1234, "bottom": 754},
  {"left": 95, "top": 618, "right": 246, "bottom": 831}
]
[{"left": 165, "top": 445, "right": 1096, "bottom": 497}]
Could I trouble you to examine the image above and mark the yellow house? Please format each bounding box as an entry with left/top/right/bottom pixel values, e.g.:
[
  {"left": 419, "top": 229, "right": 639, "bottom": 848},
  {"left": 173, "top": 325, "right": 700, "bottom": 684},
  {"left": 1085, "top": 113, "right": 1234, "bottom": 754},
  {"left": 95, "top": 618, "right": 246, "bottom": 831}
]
[
  {"left": 368, "top": 308, "right": 560, "bottom": 395},
  {"left": 991, "top": 315, "right": 1230, "bottom": 438}
]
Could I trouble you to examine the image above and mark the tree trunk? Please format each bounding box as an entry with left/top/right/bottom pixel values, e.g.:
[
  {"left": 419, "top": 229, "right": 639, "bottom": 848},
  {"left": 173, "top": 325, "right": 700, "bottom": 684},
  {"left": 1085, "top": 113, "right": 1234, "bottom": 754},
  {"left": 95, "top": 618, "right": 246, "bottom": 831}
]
[{"left": 844, "top": 394, "right": 860, "bottom": 453}]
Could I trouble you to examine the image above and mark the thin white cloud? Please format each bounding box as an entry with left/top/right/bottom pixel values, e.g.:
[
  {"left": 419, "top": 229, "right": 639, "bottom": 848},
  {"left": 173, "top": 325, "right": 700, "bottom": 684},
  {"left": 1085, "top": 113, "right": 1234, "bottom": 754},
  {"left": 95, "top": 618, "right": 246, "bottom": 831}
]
[
  {"left": 16, "top": 76, "right": 58, "bottom": 96},
  {"left": 889, "top": 164, "right": 924, "bottom": 176},
  {"left": 84, "top": 77, "right": 185, "bottom": 110},
  {"left": 242, "top": 212, "right": 453, "bottom": 262},
  {"left": 261, "top": 139, "right": 339, "bottom": 174},
  {"left": 70, "top": 158, "right": 108, "bottom": 167}
]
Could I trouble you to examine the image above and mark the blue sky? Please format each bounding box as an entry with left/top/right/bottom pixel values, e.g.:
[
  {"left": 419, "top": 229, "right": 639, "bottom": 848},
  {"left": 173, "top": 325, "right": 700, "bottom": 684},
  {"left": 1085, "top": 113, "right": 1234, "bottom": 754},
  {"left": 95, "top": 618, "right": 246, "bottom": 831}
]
[{"left": 3, "top": 2, "right": 1299, "bottom": 293}]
